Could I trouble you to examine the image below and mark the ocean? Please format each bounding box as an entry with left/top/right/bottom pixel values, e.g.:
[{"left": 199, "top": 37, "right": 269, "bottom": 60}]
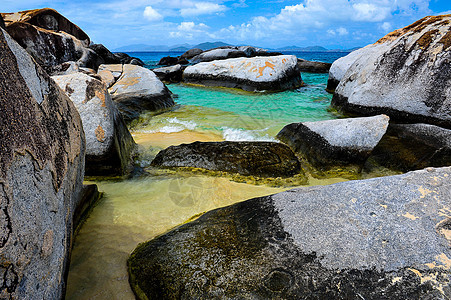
[{"left": 66, "top": 51, "right": 351, "bottom": 299}]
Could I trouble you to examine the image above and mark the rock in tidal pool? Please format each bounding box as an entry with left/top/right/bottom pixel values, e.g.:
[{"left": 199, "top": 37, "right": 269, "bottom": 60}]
[
  {"left": 368, "top": 123, "right": 451, "bottom": 172},
  {"left": 128, "top": 167, "right": 451, "bottom": 299},
  {"left": 331, "top": 15, "right": 451, "bottom": 128},
  {"left": 277, "top": 115, "right": 390, "bottom": 175},
  {"left": 153, "top": 64, "right": 185, "bottom": 83},
  {"left": 0, "top": 28, "right": 85, "bottom": 299},
  {"left": 151, "top": 141, "right": 302, "bottom": 178},
  {"left": 183, "top": 55, "right": 302, "bottom": 92},
  {"left": 52, "top": 72, "right": 136, "bottom": 176},
  {"left": 297, "top": 58, "right": 331, "bottom": 73},
  {"left": 108, "top": 64, "right": 175, "bottom": 122}
]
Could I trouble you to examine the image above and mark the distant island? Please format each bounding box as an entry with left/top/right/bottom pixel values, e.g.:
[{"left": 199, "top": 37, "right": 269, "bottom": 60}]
[{"left": 113, "top": 41, "right": 359, "bottom": 52}]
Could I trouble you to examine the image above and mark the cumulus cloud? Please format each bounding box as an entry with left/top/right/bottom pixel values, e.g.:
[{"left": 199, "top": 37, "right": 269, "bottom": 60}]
[
  {"left": 380, "top": 21, "right": 392, "bottom": 32},
  {"left": 143, "top": 6, "right": 163, "bottom": 21},
  {"left": 170, "top": 21, "right": 213, "bottom": 39},
  {"left": 180, "top": 2, "right": 227, "bottom": 16}
]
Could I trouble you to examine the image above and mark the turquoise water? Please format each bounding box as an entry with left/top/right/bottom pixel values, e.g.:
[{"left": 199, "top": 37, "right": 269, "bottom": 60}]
[{"left": 66, "top": 51, "right": 352, "bottom": 299}]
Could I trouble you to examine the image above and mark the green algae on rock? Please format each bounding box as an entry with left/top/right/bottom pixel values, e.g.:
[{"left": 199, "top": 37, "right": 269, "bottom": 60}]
[
  {"left": 151, "top": 141, "right": 303, "bottom": 179},
  {"left": 128, "top": 167, "right": 451, "bottom": 299}
]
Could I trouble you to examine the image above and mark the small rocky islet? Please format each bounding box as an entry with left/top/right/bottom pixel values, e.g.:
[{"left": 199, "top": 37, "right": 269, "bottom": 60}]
[{"left": 0, "top": 8, "right": 450, "bottom": 299}]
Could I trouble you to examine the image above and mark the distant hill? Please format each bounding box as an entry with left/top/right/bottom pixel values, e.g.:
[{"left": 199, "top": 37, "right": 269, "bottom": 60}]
[
  {"left": 169, "top": 46, "right": 190, "bottom": 52},
  {"left": 113, "top": 44, "right": 172, "bottom": 52}
]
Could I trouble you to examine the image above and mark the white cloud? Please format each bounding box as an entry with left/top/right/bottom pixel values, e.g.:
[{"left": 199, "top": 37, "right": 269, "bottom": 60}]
[
  {"left": 233, "top": 0, "right": 248, "bottom": 8},
  {"left": 180, "top": 2, "right": 227, "bottom": 16},
  {"left": 437, "top": 10, "right": 451, "bottom": 16},
  {"left": 143, "top": 6, "right": 163, "bottom": 21},
  {"left": 337, "top": 27, "right": 349, "bottom": 35},
  {"left": 170, "top": 21, "right": 213, "bottom": 39},
  {"left": 380, "top": 21, "right": 392, "bottom": 32},
  {"left": 352, "top": 3, "right": 390, "bottom": 22}
]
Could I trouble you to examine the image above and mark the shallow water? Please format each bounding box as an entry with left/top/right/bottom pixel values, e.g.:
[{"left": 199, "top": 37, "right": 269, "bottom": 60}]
[{"left": 66, "top": 53, "right": 352, "bottom": 299}]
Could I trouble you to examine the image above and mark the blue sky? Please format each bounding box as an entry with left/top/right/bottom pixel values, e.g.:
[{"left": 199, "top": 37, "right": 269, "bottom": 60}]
[{"left": 3, "top": 0, "right": 450, "bottom": 49}]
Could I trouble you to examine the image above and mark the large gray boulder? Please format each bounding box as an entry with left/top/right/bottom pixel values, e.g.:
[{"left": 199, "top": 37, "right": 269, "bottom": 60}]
[
  {"left": 128, "top": 167, "right": 451, "bottom": 299},
  {"left": 183, "top": 55, "right": 302, "bottom": 92},
  {"left": 52, "top": 72, "right": 136, "bottom": 176},
  {"left": 151, "top": 141, "right": 302, "bottom": 178},
  {"left": 190, "top": 46, "right": 280, "bottom": 64},
  {"left": 277, "top": 115, "right": 390, "bottom": 172},
  {"left": 369, "top": 123, "right": 451, "bottom": 172},
  {"left": 0, "top": 28, "right": 85, "bottom": 299},
  {"left": 108, "top": 64, "right": 175, "bottom": 121},
  {"left": 2, "top": 9, "right": 102, "bottom": 73},
  {"left": 152, "top": 64, "right": 184, "bottom": 83},
  {"left": 331, "top": 15, "right": 451, "bottom": 128},
  {"left": 181, "top": 48, "right": 203, "bottom": 60}
]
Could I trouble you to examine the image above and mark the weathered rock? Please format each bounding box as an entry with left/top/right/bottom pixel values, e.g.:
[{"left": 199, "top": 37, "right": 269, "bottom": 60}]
[
  {"left": 183, "top": 55, "right": 303, "bottom": 92},
  {"left": 113, "top": 52, "right": 144, "bottom": 66},
  {"left": 73, "top": 184, "right": 103, "bottom": 236},
  {"left": 332, "top": 15, "right": 451, "bottom": 128},
  {"left": 157, "top": 56, "right": 179, "bottom": 66},
  {"left": 151, "top": 141, "right": 301, "bottom": 178},
  {"left": 181, "top": 48, "right": 203, "bottom": 59},
  {"left": 89, "top": 43, "right": 118, "bottom": 64},
  {"left": 152, "top": 64, "right": 185, "bottom": 83},
  {"left": 97, "top": 69, "right": 116, "bottom": 88},
  {"left": 297, "top": 58, "right": 331, "bottom": 73},
  {"left": 3, "top": 20, "right": 102, "bottom": 72},
  {"left": 1, "top": 8, "right": 90, "bottom": 44},
  {"left": 326, "top": 46, "right": 367, "bottom": 92},
  {"left": 0, "top": 15, "right": 5, "bottom": 29},
  {"left": 368, "top": 123, "right": 451, "bottom": 172},
  {"left": 109, "top": 64, "right": 174, "bottom": 121},
  {"left": 52, "top": 72, "right": 136, "bottom": 176},
  {"left": 0, "top": 28, "right": 85, "bottom": 299},
  {"left": 190, "top": 46, "right": 281, "bottom": 64},
  {"left": 128, "top": 167, "right": 451, "bottom": 299},
  {"left": 99, "top": 64, "right": 123, "bottom": 79},
  {"left": 50, "top": 61, "right": 80, "bottom": 76},
  {"left": 277, "top": 115, "right": 390, "bottom": 172}
]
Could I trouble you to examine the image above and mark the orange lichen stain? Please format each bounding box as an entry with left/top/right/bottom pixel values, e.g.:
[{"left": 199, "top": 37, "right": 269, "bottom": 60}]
[
  {"left": 402, "top": 212, "right": 419, "bottom": 220},
  {"left": 95, "top": 90, "right": 106, "bottom": 107},
  {"left": 392, "top": 277, "right": 402, "bottom": 284},
  {"left": 116, "top": 76, "right": 140, "bottom": 87},
  {"left": 424, "top": 254, "right": 451, "bottom": 270},
  {"left": 380, "top": 204, "right": 388, "bottom": 209},
  {"left": 230, "top": 66, "right": 234, "bottom": 69},
  {"left": 408, "top": 268, "right": 446, "bottom": 294},
  {"left": 282, "top": 58, "right": 287, "bottom": 64},
  {"left": 256, "top": 61, "right": 275, "bottom": 78},
  {"left": 438, "top": 207, "right": 451, "bottom": 218},
  {"left": 95, "top": 125, "right": 105, "bottom": 142},
  {"left": 418, "top": 186, "right": 436, "bottom": 198},
  {"left": 244, "top": 62, "right": 252, "bottom": 68},
  {"left": 351, "top": 198, "right": 357, "bottom": 204}
]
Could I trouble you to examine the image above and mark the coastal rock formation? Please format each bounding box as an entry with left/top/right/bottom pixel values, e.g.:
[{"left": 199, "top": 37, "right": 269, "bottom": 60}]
[
  {"left": 1, "top": 8, "right": 102, "bottom": 72},
  {"left": 157, "top": 56, "right": 180, "bottom": 66},
  {"left": 190, "top": 46, "right": 281, "bottom": 64},
  {"left": 326, "top": 46, "right": 367, "bottom": 92},
  {"left": 97, "top": 68, "right": 116, "bottom": 88},
  {"left": 89, "top": 44, "right": 144, "bottom": 66},
  {"left": 331, "top": 15, "right": 451, "bottom": 128},
  {"left": 128, "top": 167, "right": 451, "bottom": 299},
  {"left": 277, "top": 115, "right": 390, "bottom": 172},
  {"left": 181, "top": 48, "right": 203, "bottom": 60},
  {"left": 369, "top": 123, "right": 451, "bottom": 172},
  {"left": 151, "top": 141, "right": 301, "bottom": 178},
  {"left": 0, "top": 28, "right": 85, "bottom": 299},
  {"left": 153, "top": 64, "right": 185, "bottom": 83},
  {"left": 52, "top": 72, "right": 136, "bottom": 176},
  {"left": 183, "top": 55, "right": 302, "bottom": 92},
  {"left": 0, "top": 15, "right": 5, "bottom": 29},
  {"left": 297, "top": 58, "right": 331, "bottom": 73},
  {"left": 109, "top": 64, "right": 175, "bottom": 121}
]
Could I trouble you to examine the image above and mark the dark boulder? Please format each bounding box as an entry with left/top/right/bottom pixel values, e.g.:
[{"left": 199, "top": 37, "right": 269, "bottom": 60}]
[
  {"left": 128, "top": 167, "right": 451, "bottom": 299},
  {"left": 157, "top": 56, "right": 179, "bottom": 66},
  {"left": 0, "top": 15, "right": 5, "bottom": 29},
  {"left": 367, "top": 123, "right": 451, "bottom": 172},
  {"left": 89, "top": 43, "right": 118, "bottom": 64},
  {"left": 297, "top": 58, "right": 331, "bottom": 73},
  {"left": 0, "top": 28, "right": 85, "bottom": 299},
  {"left": 151, "top": 141, "right": 302, "bottom": 178},
  {"left": 277, "top": 115, "right": 390, "bottom": 174},
  {"left": 181, "top": 48, "right": 203, "bottom": 59},
  {"left": 152, "top": 64, "right": 185, "bottom": 83}
]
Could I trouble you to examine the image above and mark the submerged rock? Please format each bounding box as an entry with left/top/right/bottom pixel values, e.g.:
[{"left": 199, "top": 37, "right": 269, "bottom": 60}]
[
  {"left": 0, "top": 28, "right": 85, "bottom": 299},
  {"left": 52, "top": 72, "right": 136, "bottom": 176},
  {"left": 331, "top": 15, "right": 451, "bottom": 128},
  {"left": 277, "top": 115, "right": 390, "bottom": 173},
  {"left": 297, "top": 58, "right": 331, "bottom": 73},
  {"left": 151, "top": 141, "right": 301, "bottom": 178},
  {"left": 128, "top": 167, "right": 451, "bottom": 299},
  {"left": 368, "top": 123, "right": 451, "bottom": 172},
  {"left": 183, "top": 55, "right": 302, "bottom": 92},
  {"left": 152, "top": 64, "right": 185, "bottom": 83},
  {"left": 109, "top": 64, "right": 175, "bottom": 121}
]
